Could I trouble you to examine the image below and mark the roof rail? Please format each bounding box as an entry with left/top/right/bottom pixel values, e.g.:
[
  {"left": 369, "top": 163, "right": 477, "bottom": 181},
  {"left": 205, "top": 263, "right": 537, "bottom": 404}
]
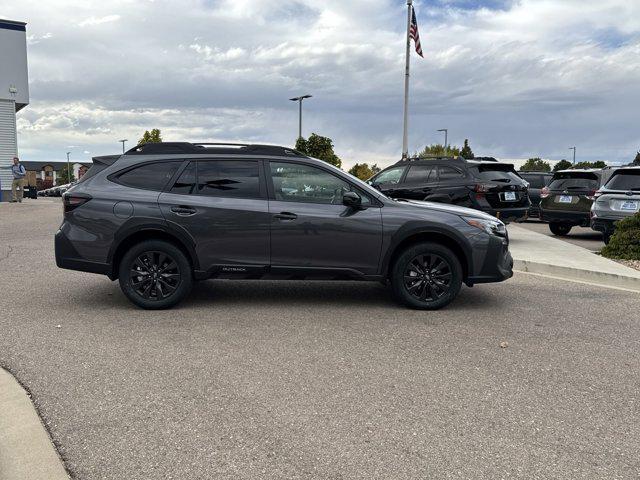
[
  {"left": 125, "top": 142, "right": 306, "bottom": 157},
  {"left": 400, "top": 155, "right": 463, "bottom": 163}
]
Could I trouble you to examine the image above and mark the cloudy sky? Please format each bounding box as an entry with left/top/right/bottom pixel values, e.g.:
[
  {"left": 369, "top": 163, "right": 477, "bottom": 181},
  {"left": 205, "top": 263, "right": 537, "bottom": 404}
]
[{"left": 2, "top": 0, "right": 640, "bottom": 169}]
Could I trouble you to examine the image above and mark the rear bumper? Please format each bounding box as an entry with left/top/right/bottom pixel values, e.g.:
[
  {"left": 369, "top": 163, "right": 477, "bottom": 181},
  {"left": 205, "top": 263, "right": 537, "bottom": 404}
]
[
  {"left": 591, "top": 218, "right": 617, "bottom": 234},
  {"left": 539, "top": 209, "right": 590, "bottom": 227},
  {"left": 55, "top": 228, "right": 112, "bottom": 277},
  {"left": 467, "top": 235, "right": 513, "bottom": 285},
  {"left": 480, "top": 206, "right": 529, "bottom": 223}
]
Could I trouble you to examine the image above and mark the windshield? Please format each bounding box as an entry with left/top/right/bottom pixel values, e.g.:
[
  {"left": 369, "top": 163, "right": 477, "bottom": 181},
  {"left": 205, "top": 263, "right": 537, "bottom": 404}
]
[
  {"left": 473, "top": 165, "right": 523, "bottom": 184},
  {"left": 605, "top": 171, "right": 640, "bottom": 191},
  {"left": 548, "top": 172, "right": 599, "bottom": 191}
]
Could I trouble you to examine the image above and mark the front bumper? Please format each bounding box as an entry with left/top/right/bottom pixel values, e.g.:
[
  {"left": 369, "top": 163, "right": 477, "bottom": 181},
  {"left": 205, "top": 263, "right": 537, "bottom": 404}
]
[
  {"left": 539, "top": 209, "right": 590, "bottom": 227},
  {"left": 467, "top": 234, "right": 513, "bottom": 286},
  {"left": 55, "top": 228, "right": 111, "bottom": 277}
]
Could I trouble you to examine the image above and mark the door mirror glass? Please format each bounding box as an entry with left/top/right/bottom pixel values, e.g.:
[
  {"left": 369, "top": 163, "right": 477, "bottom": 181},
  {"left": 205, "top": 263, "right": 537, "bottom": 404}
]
[{"left": 343, "top": 191, "right": 362, "bottom": 208}]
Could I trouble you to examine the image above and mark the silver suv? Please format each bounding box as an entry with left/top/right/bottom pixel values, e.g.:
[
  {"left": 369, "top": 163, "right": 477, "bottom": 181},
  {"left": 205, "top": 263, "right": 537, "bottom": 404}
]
[{"left": 591, "top": 167, "right": 640, "bottom": 244}]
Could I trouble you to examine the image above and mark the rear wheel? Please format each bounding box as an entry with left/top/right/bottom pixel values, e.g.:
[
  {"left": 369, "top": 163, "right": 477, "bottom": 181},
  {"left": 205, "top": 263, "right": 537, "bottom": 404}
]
[
  {"left": 603, "top": 232, "right": 612, "bottom": 245},
  {"left": 549, "top": 222, "right": 572, "bottom": 236},
  {"left": 391, "top": 243, "right": 463, "bottom": 310},
  {"left": 119, "top": 240, "right": 193, "bottom": 310}
]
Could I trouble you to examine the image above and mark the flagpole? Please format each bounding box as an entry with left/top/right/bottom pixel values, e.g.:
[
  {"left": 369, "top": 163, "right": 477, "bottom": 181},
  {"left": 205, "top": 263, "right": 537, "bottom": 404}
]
[{"left": 402, "top": 0, "right": 413, "bottom": 160}]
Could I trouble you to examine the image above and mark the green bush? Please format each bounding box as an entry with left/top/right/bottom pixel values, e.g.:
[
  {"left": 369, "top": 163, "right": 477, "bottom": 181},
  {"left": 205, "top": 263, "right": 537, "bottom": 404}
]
[{"left": 601, "top": 212, "right": 640, "bottom": 260}]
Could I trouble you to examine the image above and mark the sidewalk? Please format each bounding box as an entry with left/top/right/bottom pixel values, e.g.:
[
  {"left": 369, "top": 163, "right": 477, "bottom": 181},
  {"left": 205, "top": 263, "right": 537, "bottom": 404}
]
[
  {"left": 0, "top": 368, "right": 68, "bottom": 480},
  {"left": 508, "top": 225, "right": 640, "bottom": 292}
]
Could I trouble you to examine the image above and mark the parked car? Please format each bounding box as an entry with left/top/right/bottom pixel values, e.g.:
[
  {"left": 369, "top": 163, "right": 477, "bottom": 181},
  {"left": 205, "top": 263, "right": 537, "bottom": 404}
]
[
  {"left": 367, "top": 157, "right": 531, "bottom": 223},
  {"left": 539, "top": 169, "right": 603, "bottom": 236},
  {"left": 518, "top": 171, "right": 554, "bottom": 218},
  {"left": 56, "top": 143, "right": 513, "bottom": 310},
  {"left": 591, "top": 167, "right": 640, "bottom": 244}
]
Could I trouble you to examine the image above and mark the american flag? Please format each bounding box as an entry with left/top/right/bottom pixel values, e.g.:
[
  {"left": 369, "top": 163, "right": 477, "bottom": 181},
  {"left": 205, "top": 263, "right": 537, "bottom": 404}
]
[{"left": 409, "top": 6, "right": 423, "bottom": 57}]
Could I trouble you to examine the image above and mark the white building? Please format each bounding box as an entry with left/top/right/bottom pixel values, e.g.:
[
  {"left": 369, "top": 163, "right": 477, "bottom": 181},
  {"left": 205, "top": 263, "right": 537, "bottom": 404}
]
[{"left": 0, "top": 19, "right": 29, "bottom": 201}]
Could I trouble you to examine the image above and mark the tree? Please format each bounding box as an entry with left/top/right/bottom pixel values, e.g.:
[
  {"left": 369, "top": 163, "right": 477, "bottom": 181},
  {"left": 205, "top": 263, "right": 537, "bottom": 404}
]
[
  {"left": 573, "top": 161, "right": 607, "bottom": 169},
  {"left": 519, "top": 157, "right": 551, "bottom": 172},
  {"left": 634, "top": 151, "right": 640, "bottom": 166},
  {"left": 348, "top": 163, "right": 381, "bottom": 181},
  {"left": 553, "top": 159, "right": 573, "bottom": 172},
  {"left": 138, "top": 129, "right": 163, "bottom": 146},
  {"left": 56, "top": 166, "right": 76, "bottom": 185},
  {"left": 295, "top": 133, "right": 342, "bottom": 168},
  {"left": 417, "top": 144, "right": 461, "bottom": 158},
  {"left": 460, "top": 139, "right": 475, "bottom": 159}
]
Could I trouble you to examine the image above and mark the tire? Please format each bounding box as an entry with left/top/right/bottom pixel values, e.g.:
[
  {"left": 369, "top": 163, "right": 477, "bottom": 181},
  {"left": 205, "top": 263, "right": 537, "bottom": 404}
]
[
  {"left": 549, "top": 222, "right": 572, "bottom": 236},
  {"left": 603, "top": 232, "right": 612, "bottom": 245},
  {"left": 118, "top": 240, "right": 193, "bottom": 310},
  {"left": 391, "top": 242, "right": 463, "bottom": 310}
]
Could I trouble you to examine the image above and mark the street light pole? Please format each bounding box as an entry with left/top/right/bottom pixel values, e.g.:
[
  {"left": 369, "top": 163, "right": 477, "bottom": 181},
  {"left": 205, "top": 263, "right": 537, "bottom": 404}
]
[
  {"left": 119, "top": 139, "right": 128, "bottom": 154},
  {"left": 66, "top": 152, "right": 71, "bottom": 184},
  {"left": 569, "top": 147, "right": 576, "bottom": 165},
  {"left": 438, "top": 129, "right": 448, "bottom": 154},
  {"left": 289, "top": 95, "right": 312, "bottom": 141}
]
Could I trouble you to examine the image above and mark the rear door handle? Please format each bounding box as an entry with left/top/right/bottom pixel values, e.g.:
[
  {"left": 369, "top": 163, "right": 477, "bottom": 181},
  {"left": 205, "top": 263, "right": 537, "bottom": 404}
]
[
  {"left": 274, "top": 212, "right": 298, "bottom": 221},
  {"left": 170, "top": 206, "right": 197, "bottom": 216}
]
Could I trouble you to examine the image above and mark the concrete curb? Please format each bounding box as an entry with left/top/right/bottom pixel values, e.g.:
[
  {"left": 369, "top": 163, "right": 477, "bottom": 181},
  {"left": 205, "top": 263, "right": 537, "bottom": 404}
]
[
  {"left": 513, "top": 259, "right": 640, "bottom": 293},
  {"left": 0, "top": 368, "right": 69, "bottom": 480}
]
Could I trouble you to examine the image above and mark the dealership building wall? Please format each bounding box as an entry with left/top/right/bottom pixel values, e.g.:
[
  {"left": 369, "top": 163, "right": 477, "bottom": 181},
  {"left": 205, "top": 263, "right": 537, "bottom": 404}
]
[{"left": 0, "top": 19, "right": 29, "bottom": 201}]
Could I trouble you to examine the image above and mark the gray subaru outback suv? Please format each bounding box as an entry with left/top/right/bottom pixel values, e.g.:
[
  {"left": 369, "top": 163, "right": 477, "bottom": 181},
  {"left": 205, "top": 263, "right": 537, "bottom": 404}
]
[{"left": 55, "top": 142, "right": 513, "bottom": 310}]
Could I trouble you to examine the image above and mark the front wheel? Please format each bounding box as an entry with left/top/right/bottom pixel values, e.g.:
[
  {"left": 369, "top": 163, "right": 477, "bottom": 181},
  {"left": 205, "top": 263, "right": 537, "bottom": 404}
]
[
  {"left": 549, "top": 222, "right": 572, "bottom": 236},
  {"left": 391, "top": 243, "right": 463, "bottom": 310},
  {"left": 119, "top": 240, "right": 193, "bottom": 310}
]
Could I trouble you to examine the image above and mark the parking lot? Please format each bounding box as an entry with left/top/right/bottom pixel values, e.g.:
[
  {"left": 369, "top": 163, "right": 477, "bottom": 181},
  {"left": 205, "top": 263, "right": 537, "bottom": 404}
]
[
  {"left": 1, "top": 199, "right": 640, "bottom": 479},
  {"left": 519, "top": 220, "right": 605, "bottom": 252}
]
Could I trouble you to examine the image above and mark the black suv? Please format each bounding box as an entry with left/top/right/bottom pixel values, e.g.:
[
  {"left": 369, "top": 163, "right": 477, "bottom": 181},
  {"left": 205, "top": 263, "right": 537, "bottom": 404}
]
[
  {"left": 518, "top": 171, "right": 554, "bottom": 218},
  {"left": 368, "top": 157, "right": 530, "bottom": 223},
  {"left": 55, "top": 143, "right": 513, "bottom": 310}
]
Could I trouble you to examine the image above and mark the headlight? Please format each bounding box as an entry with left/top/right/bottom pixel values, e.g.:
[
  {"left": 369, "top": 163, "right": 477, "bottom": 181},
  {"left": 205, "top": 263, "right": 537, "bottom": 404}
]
[{"left": 462, "top": 216, "right": 506, "bottom": 236}]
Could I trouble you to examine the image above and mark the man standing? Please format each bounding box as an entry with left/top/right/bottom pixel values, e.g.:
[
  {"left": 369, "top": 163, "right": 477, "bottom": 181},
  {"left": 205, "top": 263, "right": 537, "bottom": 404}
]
[{"left": 1, "top": 157, "right": 27, "bottom": 202}]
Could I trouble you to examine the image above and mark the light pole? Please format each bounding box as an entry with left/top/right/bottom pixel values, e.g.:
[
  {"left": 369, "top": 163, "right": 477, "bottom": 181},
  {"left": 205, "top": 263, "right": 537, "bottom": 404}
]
[
  {"left": 290, "top": 95, "right": 312, "bottom": 140},
  {"left": 66, "top": 152, "right": 71, "bottom": 184},
  {"left": 119, "top": 139, "right": 128, "bottom": 153},
  {"left": 569, "top": 146, "right": 576, "bottom": 165},
  {"left": 437, "top": 129, "right": 448, "bottom": 155}
]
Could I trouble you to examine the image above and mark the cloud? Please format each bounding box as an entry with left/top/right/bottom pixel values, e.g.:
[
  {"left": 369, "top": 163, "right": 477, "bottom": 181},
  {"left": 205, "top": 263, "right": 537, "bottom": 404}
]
[
  {"left": 77, "top": 14, "right": 120, "bottom": 27},
  {"left": 4, "top": 0, "right": 640, "bottom": 167}
]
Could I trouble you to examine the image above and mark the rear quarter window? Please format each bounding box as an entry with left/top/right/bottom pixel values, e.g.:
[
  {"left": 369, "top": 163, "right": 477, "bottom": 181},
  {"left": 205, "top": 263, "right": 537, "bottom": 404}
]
[{"left": 113, "top": 161, "right": 182, "bottom": 191}]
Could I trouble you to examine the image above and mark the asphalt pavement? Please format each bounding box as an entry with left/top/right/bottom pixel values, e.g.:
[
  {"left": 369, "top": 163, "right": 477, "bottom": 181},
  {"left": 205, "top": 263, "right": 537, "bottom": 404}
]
[
  {"left": 1, "top": 199, "right": 640, "bottom": 480},
  {"left": 518, "top": 220, "right": 604, "bottom": 252}
]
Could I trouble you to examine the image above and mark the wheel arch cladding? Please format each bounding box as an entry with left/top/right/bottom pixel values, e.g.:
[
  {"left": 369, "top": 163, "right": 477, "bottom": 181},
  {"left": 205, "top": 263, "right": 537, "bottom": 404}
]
[
  {"left": 385, "top": 230, "right": 471, "bottom": 281},
  {"left": 109, "top": 228, "right": 197, "bottom": 280}
]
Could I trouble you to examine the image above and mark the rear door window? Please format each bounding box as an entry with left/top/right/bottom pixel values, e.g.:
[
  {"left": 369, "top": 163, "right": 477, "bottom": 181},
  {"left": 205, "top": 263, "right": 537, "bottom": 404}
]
[
  {"left": 605, "top": 171, "right": 640, "bottom": 191},
  {"left": 438, "top": 166, "right": 465, "bottom": 181},
  {"left": 115, "top": 161, "right": 182, "bottom": 191},
  {"left": 197, "top": 160, "right": 262, "bottom": 199},
  {"left": 405, "top": 165, "right": 436, "bottom": 183},
  {"left": 548, "top": 173, "right": 600, "bottom": 191},
  {"left": 170, "top": 162, "right": 197, "bottom": 195}
]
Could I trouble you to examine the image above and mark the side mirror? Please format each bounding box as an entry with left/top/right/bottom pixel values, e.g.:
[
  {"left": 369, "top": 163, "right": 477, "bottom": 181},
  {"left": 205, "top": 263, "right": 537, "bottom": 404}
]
[{"left": 343, "top": 191, "right": 362, "bottom": 208}]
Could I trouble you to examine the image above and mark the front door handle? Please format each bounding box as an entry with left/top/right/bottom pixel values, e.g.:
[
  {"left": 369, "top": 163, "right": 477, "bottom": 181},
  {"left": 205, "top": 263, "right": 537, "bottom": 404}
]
[
  {"left": 274, "top": 212, "right": 298, "bottom": 221},
  {"left": 170, "top": 205, "right": 197, "bottom": 216}
]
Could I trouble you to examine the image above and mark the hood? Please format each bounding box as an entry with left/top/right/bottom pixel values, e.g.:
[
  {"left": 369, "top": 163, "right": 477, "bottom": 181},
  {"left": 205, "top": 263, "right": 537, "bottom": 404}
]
[{"left": 395, "top": 199, "right": 500, "bottom": 221}]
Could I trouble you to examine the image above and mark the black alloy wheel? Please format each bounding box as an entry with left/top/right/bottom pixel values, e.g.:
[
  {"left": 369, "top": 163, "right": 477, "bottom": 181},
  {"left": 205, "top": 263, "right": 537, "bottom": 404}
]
[
  {"left": 403, "top": 253, "right": 452, "bottom": 302},
  {"left": 119, "top": 240, "right": 193, "bottom": 310},
  {"left": 391, "top": 242, "right": 463, "bottom": 310},
  {"left": 130, "top": 251, "right": 181, "bottom": 301}
]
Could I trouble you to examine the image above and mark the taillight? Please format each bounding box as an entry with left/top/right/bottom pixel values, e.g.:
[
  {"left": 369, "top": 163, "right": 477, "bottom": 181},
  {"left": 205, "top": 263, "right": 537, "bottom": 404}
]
[
  {"left": 540, "top": 187, "right": 550, "bottom": 199},
  {"left": 474, "top": 183, "right": 496, "bottom": 194},
  {"left": 63, "top": 194, "right": 91, "bottom": 213}
]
